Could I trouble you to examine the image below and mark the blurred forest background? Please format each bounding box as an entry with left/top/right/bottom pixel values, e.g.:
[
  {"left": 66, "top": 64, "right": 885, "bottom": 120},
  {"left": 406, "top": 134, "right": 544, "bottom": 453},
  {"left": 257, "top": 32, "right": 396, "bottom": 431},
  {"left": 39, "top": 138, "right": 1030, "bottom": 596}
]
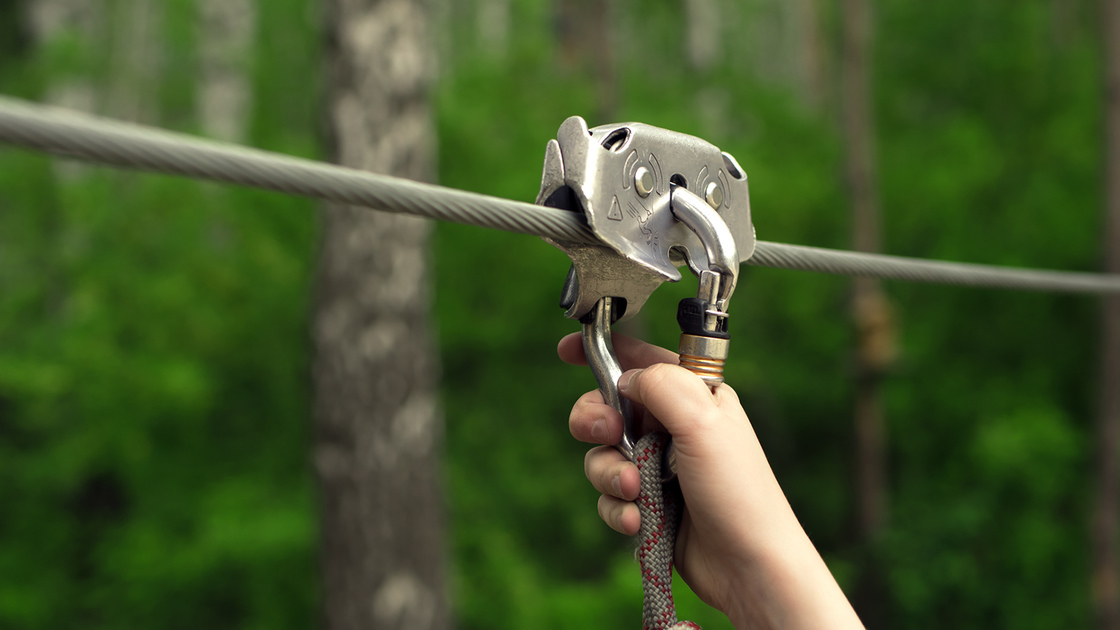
[{"left": 0, "top": 0, "right": 1115, "bottom": 628}]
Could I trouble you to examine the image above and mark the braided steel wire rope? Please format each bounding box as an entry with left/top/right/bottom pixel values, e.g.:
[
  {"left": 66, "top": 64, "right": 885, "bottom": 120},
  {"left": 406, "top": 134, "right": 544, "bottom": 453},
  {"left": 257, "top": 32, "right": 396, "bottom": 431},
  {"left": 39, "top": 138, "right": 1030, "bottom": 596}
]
[
  {"left": 749, "top": 241, "right": 1120, "bottom": 293},
  {"left": 0, "top": 96, "right": 596, "bottom": 244},
  {"left": 2, "top": 94, "right": 1119, "bottom": 295}
]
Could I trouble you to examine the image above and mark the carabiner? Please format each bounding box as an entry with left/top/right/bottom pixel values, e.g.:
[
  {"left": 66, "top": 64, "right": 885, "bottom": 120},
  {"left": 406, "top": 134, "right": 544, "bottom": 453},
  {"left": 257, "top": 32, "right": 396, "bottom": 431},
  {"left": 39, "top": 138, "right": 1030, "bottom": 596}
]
[
  {"left": 579, "top": 186, "right": 739, "bottom": 478},
  {"left": 538, "top": 116, "right": 750, "bottom": 477},
  {"left": 581, "top": 296, "right": 639, "bottom": 461},
  {"left": 670, "top": 185, "right": 739, "bottom": 387}
]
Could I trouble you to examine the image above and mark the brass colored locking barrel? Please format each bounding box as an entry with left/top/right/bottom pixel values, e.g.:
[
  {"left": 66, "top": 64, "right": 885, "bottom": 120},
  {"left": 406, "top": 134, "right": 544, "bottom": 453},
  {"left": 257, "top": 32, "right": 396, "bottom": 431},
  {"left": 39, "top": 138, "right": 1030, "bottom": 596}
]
[{"left": 677, "top": 297, "right": 731, "bottom": 386}]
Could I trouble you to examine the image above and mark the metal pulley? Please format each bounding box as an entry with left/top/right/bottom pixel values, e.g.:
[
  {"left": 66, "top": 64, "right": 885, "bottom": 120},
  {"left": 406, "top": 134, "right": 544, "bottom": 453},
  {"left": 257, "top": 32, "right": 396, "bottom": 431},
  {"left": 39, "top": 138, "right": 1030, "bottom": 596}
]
[{"left": 536, "top": 116, "right": 755, "bottom": 469}]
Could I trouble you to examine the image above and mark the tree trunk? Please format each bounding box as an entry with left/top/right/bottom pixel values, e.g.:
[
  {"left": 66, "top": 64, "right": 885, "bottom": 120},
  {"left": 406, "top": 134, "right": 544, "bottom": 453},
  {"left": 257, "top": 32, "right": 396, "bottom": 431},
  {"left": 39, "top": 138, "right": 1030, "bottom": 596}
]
[
  {"left": 793, "top": 0, "right": 825, "bottom": 112},
  {"left": 313, "top": 1, "right": 447, "bottom": 629},
  {"left": 1094, "top": 2, "right": 1120, "bottom": 628},
  {"left": 105, "top": 0, "right": 161, "bottom": 125},
  {"left": 476, "top": 0, "right": 510, "bottom": 59},
  {"left": 591, "top": 0, "right": 617, "bottom": 123},
  {"left": 26, "top": 0, "right": 98, "bottom": 111},
  {"left": 555, "top": 0, "right": 618, "bottom": 123},
  {"left": 197, "top": 0, "right": 256, "bottom": 143},
  {"left": 685, "top": 0, "right": 720, "bottom": 71},
  {"left": 26, "top": 0, "right": 101, "bottom": 182},
  {"left": 842, "top": 0, "right": 892, "bottom": 626}
]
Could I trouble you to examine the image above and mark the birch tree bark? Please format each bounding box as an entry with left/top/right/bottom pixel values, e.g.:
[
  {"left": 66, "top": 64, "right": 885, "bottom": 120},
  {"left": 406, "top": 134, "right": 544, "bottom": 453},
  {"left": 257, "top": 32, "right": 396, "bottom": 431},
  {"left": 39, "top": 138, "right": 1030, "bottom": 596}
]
[
  {"left": 104, "top": 0, "right": 161, "bottom": 125},
  {"left": 1094, "top": 2, "right": 1120, "bottom": 628},
  {"left": 555, "top": 0, "right": 617, "bottom": 122},
  {"left": 313, "top": 1, "right": 447, "bottom": 629},
  {"left": 476, "top": 0, "right": 509, "bottom": 59},
  {"left": 26, "top": 0, "right": 99, "bottom": 112},
  {"left": 197, "top": 0, "right": 256, "bottom": 143},
  {"left": 685, "top": 0, "right": 720, "bottom": 71},
  {"left": 26, "top": 0, "right": 101, "bottom": 182},
  {"left": 793, "top": 0, "right": 825, "bottom": 112}
]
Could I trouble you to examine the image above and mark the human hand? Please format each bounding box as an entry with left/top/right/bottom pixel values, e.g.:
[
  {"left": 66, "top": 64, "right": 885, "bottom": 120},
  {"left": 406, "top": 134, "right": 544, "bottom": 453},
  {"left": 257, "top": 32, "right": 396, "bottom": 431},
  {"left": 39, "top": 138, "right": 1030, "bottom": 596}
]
[{"left": 559, "top": 332, "right": 863, "bottom": 629}]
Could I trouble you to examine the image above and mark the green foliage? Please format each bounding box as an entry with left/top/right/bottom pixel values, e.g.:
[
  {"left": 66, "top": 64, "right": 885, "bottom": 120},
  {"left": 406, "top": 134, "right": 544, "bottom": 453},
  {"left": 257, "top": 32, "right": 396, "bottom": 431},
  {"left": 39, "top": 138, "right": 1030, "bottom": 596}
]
[
  {"left": 0, "top": 0, "right": 319, "bottom": 627},
  {"left": 0, "top": 0, "right": 1112, "bottom": 627},
  {"left": 437, "top": 0, "right": 1107, "bottom": 627}
]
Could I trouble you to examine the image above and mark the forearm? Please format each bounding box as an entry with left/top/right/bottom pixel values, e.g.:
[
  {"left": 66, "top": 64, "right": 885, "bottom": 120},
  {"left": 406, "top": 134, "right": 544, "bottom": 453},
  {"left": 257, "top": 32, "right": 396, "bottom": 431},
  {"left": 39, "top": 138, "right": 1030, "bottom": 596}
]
[{"left": 725, "top": 529, "right": 864, "bottom": 630}]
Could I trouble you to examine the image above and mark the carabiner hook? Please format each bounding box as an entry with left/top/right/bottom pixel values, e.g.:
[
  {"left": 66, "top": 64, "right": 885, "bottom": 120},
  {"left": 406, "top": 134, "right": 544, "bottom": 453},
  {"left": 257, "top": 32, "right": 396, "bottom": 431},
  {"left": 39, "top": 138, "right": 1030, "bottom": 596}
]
[
  {"left": 581, "top": 296, "right": 639, "bottom": 461},
  {"left": 542, "top": 118, "right": 749, "bottom": 478},
  {"left": 579, "top": 186, "right": 739, "bottom": 479},
  {"left": 670, "top": 185, "right": 739, "bottom": 387}
]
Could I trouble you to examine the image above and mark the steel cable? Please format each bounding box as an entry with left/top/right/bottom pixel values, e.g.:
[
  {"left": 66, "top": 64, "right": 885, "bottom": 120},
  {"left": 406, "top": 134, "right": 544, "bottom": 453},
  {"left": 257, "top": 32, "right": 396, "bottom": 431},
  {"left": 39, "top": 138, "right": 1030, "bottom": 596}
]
[
  {"left": 2, "top": 95, "right": 1119, "bottom": 295},
  {"left": 748, "top": 241, "right": 1120, "bottom": 294},
  {"left": 0, "top": 95, "right": 596, "bottom": 244}
]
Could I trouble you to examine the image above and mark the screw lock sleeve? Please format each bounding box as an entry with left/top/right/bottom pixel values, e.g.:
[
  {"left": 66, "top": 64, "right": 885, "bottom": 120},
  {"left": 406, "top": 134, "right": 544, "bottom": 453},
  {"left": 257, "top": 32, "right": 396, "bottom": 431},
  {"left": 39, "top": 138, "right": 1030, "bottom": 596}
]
[{"left": 676, "top": 298, "right": 730, "bottom": 339}]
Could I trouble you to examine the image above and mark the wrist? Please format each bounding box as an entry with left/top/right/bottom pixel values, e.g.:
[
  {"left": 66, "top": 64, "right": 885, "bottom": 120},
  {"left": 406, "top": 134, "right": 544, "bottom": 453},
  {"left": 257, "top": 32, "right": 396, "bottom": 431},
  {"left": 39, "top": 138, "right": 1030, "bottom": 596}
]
[
  {"left": 722, "top": 529, "right": 862, "bottom": 630},
  {"left": 720, "top": 527, "right": 812, "bottom": 628}
]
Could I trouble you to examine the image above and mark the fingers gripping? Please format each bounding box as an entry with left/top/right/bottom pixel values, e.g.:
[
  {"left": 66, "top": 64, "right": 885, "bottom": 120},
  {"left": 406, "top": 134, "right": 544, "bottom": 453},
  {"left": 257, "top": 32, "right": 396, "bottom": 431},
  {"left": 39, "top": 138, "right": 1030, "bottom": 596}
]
[
  {"left": 558, "top": 332, "right": 679, "bottom": 370},
  {"left": 584, "top": 445, "right": 640, "bottom": 534},
  {"left": 569, "top": 390, "right": 625, "bottom": 445},
  {"left": 584, "top": 446, "right": 640, "bottom": 499},
  {"left": 617, "top": 363, "right": 720, "bottom": 439},
  {"left": 597, "top": 494, "right": 641, "bottom": 536}
]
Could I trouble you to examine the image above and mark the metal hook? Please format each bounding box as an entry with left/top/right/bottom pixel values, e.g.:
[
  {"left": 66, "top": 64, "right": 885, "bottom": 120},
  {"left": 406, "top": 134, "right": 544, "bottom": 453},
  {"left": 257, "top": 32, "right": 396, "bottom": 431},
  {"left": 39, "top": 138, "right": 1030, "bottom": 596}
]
[
  {"left": 670, "top": 185, "right": 739, "bottom": 311},
  {"left": 670, "top": 185, "right": 739, "bottom": 387},
  {"left": 542, "top": 119, "right": 749, "bottom": 480},
  {"left": 581, "top": 297, "right": 638, "bottom": 461},
  {"left": 582, "top": 297, "right": 678, "bottom": 481},
  {"left": 579, "top": 187, "right": 740, "bottom": 479}
]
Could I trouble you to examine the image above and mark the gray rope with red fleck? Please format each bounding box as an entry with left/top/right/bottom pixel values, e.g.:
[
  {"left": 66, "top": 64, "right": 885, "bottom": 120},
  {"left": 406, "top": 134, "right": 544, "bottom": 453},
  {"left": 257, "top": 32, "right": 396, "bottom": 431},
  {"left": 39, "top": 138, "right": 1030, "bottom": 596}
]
[{"left": 634, "top": 432, "right": 701, "bottom": 630}]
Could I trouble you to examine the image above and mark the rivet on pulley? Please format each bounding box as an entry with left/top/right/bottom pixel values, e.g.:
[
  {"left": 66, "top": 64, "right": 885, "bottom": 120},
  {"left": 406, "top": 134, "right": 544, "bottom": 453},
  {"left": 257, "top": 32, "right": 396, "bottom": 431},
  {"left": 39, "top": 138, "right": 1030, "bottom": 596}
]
[
  {"left": 635, "top": 166, "right": 654, "bottom": 197},
  {"left": 705, "top": 181, "right": 723, "bottom": 209}
]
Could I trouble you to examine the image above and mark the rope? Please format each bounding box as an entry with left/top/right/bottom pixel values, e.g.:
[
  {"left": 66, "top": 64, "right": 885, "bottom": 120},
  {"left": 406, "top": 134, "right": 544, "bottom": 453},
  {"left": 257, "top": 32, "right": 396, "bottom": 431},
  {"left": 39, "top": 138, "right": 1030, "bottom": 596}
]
[
  {"left": 634, "top": 432, "right": 700, "bottom": 630},
  {"left": 2, "top": 94, "right": 1120, "bottom": 295}
]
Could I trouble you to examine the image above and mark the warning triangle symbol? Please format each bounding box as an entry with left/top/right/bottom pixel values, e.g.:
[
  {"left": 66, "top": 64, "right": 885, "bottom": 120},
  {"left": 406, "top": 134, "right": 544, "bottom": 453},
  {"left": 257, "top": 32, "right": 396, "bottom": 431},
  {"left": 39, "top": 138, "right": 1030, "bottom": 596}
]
[{"left": 607, "top": 196, "right": 623, "bottom": 221}]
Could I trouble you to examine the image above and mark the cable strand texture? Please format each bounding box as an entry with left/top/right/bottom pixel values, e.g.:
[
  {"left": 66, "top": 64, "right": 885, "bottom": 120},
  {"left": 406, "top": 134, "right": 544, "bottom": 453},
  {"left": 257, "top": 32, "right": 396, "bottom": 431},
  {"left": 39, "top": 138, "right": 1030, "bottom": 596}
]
[
  {"left": 749, "top": 241, "right": 1120, "bottom": 293},
  {"left": 0, "top": 96, "right": 596, "bottom": 244},
  {"left": 3, "top": 95, "right": 1120, "bottom": 295}
]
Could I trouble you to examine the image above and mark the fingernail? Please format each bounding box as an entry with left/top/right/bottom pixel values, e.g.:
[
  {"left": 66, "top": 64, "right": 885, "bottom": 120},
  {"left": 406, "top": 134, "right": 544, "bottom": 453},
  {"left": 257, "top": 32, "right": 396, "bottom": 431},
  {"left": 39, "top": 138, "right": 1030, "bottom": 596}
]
[
  {"left": 611, "top": 475, "right": 622, "bottom": 497},
  {"left": 591, "top": 419, "right": 609, "bottom": 443},
  {"left": 618, "top": 369, "right": 640, "bottom": 392}
]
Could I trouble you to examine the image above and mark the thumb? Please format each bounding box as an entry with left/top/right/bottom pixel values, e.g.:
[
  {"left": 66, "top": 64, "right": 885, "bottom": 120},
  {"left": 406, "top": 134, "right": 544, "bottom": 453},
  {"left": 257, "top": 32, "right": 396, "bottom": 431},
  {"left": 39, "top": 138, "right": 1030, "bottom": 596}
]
[{"left": 617, "top": 363, "right": 719, "bottom": 440}]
